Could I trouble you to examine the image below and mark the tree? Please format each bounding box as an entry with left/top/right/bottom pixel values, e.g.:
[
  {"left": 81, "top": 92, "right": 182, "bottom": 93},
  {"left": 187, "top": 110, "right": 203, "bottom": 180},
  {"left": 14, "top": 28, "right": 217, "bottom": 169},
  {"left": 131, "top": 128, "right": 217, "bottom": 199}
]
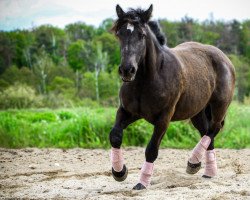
[
  {"left": 159, "top": 20, "right": 178, "bottom": 47},
  {"left": 0, "top": 32, "right": 15, "bottom": 73},
  {"left": 93, "top": 32, "right": 120, "bottom": 69},
  {"left": 67, "top": 40, "right": 88, "bottom": 95},
  {"left": 178, "top": 16, "right": 196, "bottom": 42},
  {"left": 65, "top": 22, "right": 95, "bottom": 42},
  {"left": 239, "top": 20, "right": 250, "bottom": 59},
  {"left": 229, "top": 55, "right": 250, "bottom": 102},
  {"left": 33, "top": 47, "right": 54, "bottom": 94},
  {"left": 92, "top": 42, "right": 108, "bottom": 102},
  {"left": 33, "top": 25, "right": 66, "bottom": 64},
  {"left": 96, "top": 18, "right": 114, "bottom": 35}
]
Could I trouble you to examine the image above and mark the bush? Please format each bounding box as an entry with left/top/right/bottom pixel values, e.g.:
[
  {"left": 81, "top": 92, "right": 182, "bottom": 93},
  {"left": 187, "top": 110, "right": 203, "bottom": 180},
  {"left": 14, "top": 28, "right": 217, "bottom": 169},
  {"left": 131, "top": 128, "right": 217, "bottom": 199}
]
[
  {"left": 41, "top": 93, "right": 74, "bottom": 108},
  {"left": 0, "top": 79, "right": 9, "bottom": 91},
  {"left": 49, "top": 76, "right": 74, "bottom": 93},
  {"left": 0, "top": 66, "right": 37, "bottom": 87},
  {"left": 82, "top": 72, "right": 95, "bottom": 99},
  {"left": 0, "top": 83, "right": 42, "bottom": 109}
]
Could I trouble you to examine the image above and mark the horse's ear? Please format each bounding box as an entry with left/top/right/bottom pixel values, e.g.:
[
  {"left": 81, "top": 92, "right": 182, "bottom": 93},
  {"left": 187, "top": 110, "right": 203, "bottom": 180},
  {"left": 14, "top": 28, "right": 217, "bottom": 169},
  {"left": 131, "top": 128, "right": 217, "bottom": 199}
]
[
  {"left": 142, "top": 4, "right": 153, "bottom": 22},
  {"left": 116, "top": 4, "right": 125, "bottom": 18}
]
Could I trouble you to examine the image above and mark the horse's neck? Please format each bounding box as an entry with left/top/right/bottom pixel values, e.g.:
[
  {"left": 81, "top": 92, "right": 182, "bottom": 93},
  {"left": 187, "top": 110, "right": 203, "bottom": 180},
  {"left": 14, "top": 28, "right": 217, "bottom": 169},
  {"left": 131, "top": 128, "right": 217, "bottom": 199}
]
[{"left": 139, "top": 30, "right": 162, "bottom": 80}]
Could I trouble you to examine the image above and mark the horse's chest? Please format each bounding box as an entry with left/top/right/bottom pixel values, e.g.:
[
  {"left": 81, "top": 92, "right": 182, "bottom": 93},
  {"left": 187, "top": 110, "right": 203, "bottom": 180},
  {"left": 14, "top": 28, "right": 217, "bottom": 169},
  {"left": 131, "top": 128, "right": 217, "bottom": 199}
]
[{"left": 120, "top": 84, "right": 167, "bottom": 118}]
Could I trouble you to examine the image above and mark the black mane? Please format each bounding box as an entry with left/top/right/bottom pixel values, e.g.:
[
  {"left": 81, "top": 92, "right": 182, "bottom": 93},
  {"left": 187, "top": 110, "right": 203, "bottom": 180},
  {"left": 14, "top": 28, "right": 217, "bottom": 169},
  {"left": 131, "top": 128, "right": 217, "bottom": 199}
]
[
  {"left": 148, "top": 21, "right": 166, "bottom": 46},
  {"left": 112, "top": 8, "right": 166, "bottom": 46}
]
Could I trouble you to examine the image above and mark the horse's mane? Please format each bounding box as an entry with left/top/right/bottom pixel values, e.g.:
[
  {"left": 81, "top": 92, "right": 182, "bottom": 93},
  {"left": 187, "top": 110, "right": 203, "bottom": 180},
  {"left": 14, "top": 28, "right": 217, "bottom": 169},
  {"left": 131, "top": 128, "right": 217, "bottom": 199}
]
[
  {"left": 111, "top": 8, "right": 166, "bottom": 46},
  {"left": 148, "top": 21, "right": 166, "bottom": 46}
]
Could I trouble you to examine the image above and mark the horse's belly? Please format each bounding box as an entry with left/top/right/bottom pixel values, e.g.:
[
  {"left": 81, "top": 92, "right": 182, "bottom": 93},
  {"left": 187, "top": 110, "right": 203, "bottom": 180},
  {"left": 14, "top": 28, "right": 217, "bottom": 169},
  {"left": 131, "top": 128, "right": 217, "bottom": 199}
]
[
  {"left": 172, "top": 87, "right": 213, "bottom": 121},
  {"left": 171, "top": 58, "right": 216, "bottom": 121}
]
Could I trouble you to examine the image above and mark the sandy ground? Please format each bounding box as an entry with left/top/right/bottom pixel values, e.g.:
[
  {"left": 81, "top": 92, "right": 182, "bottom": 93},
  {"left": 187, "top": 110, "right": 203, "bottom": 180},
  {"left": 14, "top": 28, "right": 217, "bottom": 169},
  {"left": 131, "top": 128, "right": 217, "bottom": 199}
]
[{"left": 0, "top": 148, "right": 249, "bottom": 200}]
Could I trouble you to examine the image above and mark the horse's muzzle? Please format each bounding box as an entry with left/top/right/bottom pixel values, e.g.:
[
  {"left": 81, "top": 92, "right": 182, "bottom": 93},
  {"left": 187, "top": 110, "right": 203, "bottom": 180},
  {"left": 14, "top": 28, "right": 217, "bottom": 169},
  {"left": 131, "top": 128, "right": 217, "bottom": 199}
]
[
  {"left": 119, "top": 65, "right": 136, "bottom": 82},
  {"left": 121, "top": 76, "right": 135, "bottom": 82}
]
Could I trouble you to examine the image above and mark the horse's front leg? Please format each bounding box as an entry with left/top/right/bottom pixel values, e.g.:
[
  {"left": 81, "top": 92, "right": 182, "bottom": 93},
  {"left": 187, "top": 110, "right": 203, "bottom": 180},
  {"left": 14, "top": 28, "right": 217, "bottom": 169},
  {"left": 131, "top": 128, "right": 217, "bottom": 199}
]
[
  {"left": 133, "top": 117, "right": 170, "bottom": 190},
  {"left": 109, "top": 106, "right": 139, "bottom": 182}
]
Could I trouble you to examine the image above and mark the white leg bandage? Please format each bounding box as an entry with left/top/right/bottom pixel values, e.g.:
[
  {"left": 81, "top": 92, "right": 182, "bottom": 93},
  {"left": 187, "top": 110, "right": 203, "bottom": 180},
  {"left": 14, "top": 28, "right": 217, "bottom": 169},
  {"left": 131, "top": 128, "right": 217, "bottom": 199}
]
[
  {"left": 204, "top": 149, "right": 217, "bottom": 177},
  {"left": 139, "top": 161, "right": 154, "bottom": 187},
  {"left": 189, "top": 135, "right": 211, "bottom": 164},
  {"left": 110, "top": 147, "right": 124, "bottom": 172}
]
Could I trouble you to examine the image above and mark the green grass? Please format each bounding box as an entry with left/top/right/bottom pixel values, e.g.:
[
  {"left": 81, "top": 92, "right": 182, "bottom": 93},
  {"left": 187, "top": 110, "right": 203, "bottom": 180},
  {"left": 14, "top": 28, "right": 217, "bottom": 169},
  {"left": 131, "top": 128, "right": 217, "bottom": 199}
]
[{"left": 0, "top": 102, "right": 249, "bottom": 149}]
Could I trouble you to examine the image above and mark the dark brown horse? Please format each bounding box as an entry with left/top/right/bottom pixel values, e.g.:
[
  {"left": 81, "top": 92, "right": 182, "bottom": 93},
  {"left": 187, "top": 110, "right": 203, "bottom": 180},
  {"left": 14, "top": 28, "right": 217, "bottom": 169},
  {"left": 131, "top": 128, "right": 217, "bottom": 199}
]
[{"left": 109, "top": 4, "right": 235, "bottom": 190}]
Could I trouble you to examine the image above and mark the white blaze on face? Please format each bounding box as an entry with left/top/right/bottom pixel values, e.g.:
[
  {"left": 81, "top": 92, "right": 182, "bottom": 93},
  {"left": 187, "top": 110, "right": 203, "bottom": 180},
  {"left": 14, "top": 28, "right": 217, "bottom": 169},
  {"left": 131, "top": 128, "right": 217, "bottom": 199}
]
[{"left": 127, "top": 23, "right": 134, "bottom": 33}]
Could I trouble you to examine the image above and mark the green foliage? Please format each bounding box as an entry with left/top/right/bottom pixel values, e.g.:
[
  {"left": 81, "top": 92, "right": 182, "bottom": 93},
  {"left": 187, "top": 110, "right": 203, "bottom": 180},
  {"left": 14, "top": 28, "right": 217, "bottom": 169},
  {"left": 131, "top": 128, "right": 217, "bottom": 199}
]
[
  {"left": 33, "top": 25, "right": 66, "bottom": 64},
  {"left": 229, "top": 55, "right": 250, "bottom": 102},
  {"left": 0, "top": 83, "right": 40, "bottom": 109},
  {"left": 215, "top": 102, "right": 250, "bottom": 148},
  {"left": 240, "top": 20, "right": 250, "bottom": 59},
  {"left": 0, "top": 79, "right": 9, "bottom": 91},
  {"left": 33, "top": 47, "right": 55, "bottom": 94},
  {"left": 0, "top": 18, "right": 250, "bottom": 102},
  {"left": 99, "top": 71, "right": 118, "bottom": 99},
  {"left": 159, "top": 20, "right": 180, "bottom": 47},
  {"left": 0, "top": 65, "right": 19, "bottom": 84},
  {"left": 67, "top": 40, "right": 87, "bottom": 72},
  {"left": 82, "top": 71, "right": 96, "bottom": 99},
  {"left": 65, "top": 22, "right": 95, "bottom": 42},
  {"left": 48, "top": 76, "right": 74, "bottom": 94},
  {"left": 94, "top": 32, "right": 120, "bottom": 69},
  {"left": 0, "top": 102, "right": 249, "bottom": 149},
  {"left": 97, "top": 18, "right": 114, "bottom": 35},
  {"left": 81, "top": 71, "right": 119, "bottom": 104}
]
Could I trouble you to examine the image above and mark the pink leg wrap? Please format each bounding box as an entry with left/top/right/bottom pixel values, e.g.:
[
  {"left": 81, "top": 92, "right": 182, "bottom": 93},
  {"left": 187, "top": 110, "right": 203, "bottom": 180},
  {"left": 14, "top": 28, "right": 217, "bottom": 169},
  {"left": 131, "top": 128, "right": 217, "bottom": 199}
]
[
  {"left": 139, "top": 162, "right": 154, "bottom": 187},
  {"left": 110, "top": 147, "right": 124, "bottom": 172},
  {"left": 204, "top": 150, "right": 217, "bottom": 177},
  {"left": 189, "top": 135, "right": 211, "bottom": 164}
]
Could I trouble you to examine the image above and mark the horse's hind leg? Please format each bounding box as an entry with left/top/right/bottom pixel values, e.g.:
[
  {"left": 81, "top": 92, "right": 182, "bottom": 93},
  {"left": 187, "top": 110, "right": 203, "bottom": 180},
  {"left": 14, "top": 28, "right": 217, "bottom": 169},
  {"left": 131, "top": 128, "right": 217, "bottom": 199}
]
[
  {"left": 202, "top": 101, "right": 228, "bottom": 178},
  {"left": 186, "top": 107, "right": 210, "bottom": 174},
  {"left": 187, "top": 102, "right": 227, "bottom": 178}
]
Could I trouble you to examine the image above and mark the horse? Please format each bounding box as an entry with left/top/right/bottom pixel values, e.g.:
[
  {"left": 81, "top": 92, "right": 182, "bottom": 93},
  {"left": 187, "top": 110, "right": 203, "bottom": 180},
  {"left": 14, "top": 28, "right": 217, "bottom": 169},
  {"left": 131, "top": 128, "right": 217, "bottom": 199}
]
[{"left": 109, "top": 4, "right": 235, "bottom": 190}]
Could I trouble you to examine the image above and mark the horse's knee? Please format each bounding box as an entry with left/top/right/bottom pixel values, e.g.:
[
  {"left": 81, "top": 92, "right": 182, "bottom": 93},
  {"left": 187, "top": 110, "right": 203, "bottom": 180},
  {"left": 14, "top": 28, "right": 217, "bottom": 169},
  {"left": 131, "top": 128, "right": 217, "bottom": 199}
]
[
  {"left": 145, "top": 142, "right": 158, "bottom": 163},
  {"left": 109, "top": 127, "right": 123, "bottom": 148}
]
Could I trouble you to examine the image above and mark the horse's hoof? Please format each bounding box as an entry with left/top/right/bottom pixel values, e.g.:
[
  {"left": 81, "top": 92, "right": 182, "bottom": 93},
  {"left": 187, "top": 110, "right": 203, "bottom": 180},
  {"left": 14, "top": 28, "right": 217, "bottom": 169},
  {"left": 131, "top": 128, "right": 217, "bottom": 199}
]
[
  {"left": 202, "top": 175, "right": 212, "bottom": 178},
  {"left": 111, "top": 164, "right": 128, "bottom": 182},
  {"left": 186, "top": 161, "right": 201, "bottom": 174},
  {"left": 132, "top": 183, "right": 146, "bottom": 190}
]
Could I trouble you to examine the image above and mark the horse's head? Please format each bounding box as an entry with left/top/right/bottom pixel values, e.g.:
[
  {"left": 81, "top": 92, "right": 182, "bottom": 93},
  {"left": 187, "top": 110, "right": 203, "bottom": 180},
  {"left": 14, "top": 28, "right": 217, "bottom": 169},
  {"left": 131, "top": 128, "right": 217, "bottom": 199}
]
[{"left": 112, "top": 5, "right": 153, "bottom": 82}]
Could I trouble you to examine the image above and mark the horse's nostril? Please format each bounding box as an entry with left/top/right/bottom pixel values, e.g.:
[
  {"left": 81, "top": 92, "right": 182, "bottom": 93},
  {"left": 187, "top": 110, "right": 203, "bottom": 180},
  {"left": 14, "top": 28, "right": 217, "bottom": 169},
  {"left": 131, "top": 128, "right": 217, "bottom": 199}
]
[{"left": 129, "top": 67, "right": 136, "bottom": 74}]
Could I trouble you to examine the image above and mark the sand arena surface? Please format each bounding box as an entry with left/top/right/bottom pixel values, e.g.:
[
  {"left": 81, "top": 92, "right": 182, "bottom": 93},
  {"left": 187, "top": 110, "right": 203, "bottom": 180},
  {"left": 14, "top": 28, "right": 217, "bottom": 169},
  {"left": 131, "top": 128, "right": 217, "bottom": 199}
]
[{"left": 0, "top": 148, "right": 249, "bottom": 199}]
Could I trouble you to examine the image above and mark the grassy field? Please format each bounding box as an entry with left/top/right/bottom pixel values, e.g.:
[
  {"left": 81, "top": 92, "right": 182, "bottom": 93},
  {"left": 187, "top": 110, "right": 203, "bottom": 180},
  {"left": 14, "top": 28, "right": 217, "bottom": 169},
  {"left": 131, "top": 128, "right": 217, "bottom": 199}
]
[{"left": 0, "top": 102, "right": 249, "bottom": 149}]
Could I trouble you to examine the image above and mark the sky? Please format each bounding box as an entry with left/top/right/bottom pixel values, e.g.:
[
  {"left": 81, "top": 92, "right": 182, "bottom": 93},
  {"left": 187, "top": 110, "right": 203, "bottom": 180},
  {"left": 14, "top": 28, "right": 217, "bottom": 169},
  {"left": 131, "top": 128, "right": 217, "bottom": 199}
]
[{"left": 0, "top": 0, "right": 249, "bottom": 31}]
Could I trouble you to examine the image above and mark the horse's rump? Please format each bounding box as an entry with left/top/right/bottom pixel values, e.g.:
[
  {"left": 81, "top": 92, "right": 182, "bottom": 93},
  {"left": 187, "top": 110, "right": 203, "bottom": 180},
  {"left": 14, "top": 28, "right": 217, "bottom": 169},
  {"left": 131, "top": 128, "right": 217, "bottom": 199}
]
[{"left": 171, "top": 42, "right": 235, "bottom": 120}]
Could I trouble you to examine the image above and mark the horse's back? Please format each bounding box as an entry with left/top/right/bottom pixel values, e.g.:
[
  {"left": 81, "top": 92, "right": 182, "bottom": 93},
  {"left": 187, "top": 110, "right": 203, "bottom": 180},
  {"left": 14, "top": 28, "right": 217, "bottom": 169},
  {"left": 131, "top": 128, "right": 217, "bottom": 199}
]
[
  {"left": 172, "top": 42, "right": 235, "bottom": 77},
  {"left": 172, "top": 41, "right": 235, "bottom": 95},
  {"left": 170, "top": 42, "right": 235, "bottom": 120}
]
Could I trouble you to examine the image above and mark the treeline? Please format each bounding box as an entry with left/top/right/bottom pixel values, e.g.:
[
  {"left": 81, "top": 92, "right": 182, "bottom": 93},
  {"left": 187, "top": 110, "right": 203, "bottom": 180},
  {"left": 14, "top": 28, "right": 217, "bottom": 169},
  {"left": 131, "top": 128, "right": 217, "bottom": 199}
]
[{"left": 0, "top": 17, "right": 250, "bottom": 109}]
